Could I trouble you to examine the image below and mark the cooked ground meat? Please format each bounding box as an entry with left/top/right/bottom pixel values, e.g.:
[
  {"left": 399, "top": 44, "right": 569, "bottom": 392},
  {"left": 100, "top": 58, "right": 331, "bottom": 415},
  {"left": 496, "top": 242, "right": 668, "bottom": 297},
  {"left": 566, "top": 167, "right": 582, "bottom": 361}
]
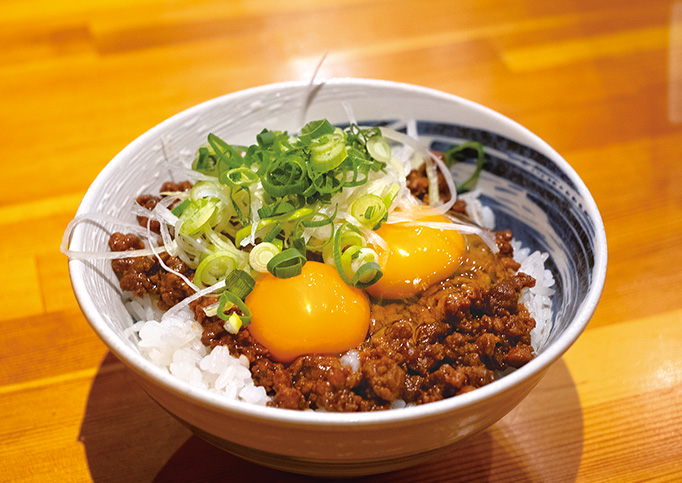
[
  {"left": 110, "top": 238, "right": 195, "bottom": 310},
  {"left": 135, "top": 180, "right": 191, "bottom": 234},
  {"left": 405, "top": 155, "right": 467, "bottom": 214},
  {"left": 110, "top": 170, "right": 538, "bottom": 412},
  {"left": 110, "top": 181, "right": 195, "bottom": 310},
  {"left": 188, "top": 243, "right": 536, "bottom": 411}
]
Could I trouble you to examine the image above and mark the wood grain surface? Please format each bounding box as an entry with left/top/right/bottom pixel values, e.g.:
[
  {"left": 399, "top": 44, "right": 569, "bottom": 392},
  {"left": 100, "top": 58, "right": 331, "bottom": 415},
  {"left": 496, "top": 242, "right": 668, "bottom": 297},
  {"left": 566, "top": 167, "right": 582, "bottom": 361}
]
[{"left": 2, "top": 0, "right": 682, "bottom": 481}]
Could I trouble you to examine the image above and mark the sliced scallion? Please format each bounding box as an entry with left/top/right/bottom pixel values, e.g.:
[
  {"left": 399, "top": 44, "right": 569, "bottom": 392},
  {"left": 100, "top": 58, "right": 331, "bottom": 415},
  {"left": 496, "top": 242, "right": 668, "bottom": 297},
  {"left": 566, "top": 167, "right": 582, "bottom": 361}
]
[
  {"left": 224, "top": 269, "right": 255, "bottom": 299},
  {"left": 349, "top": 194, "right": 387, "bottom": 229},
  {"left": 351, "top": 261, "right": 382, "bottom": 288},
  {"left": 217, "top": 290, "right": 252, "bottom": 333},
  {"left": 309, "top": 132, "right": 347, "bottom": 172},
  {"left": 208, "top": 133, "right": 243, "bottom": 171},
  {"left": 171, "top": 199, "right": 191, "bottom": 217},
  {"left": 192, "top": 146, "right": 219, "bottom": 175},
  {"left": 179, "top": 199, "right": 217, "bottom": 236},
  {"left": 262, "top": 221, "right": 282, "bottom": 243},
  {"left": 332, "top": 223, "right": 383, "bottom": 288},
  {"left": 249, "top": 242, "right": 281, "bottom": 273},
  {"left": 366, "top": 136, "right": 391, "bottom": 163},
  {"left": 443, "top": 141, "right": 486, "bottom": 193},
  {"left": 261, "top": 153, "right": 309, "bottom": 197},
  {"left": 382, "top": 183, "right": 400, "bottom": 209},
  {"left": 234, "top": 224, "right": 252, "bottom": 247},
  {"left": 266, "top": 247, "right": 306, "bottom": 278},
  {"left": 219, "top": 167, "right": 258, "bottom": 188},
  {"left": 193, "top": 251, "right": 236, "bottom": 289},
  {"left": 298, "top": 119, "right": 335, "bottom": 144}
]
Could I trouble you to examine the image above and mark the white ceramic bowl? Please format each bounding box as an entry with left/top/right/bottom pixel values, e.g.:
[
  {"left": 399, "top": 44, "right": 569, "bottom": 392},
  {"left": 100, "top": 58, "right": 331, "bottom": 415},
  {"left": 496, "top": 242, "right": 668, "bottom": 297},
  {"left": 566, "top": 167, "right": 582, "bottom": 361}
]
[{"left": 68, "top": 78, "right": 607, "bottom": 477}]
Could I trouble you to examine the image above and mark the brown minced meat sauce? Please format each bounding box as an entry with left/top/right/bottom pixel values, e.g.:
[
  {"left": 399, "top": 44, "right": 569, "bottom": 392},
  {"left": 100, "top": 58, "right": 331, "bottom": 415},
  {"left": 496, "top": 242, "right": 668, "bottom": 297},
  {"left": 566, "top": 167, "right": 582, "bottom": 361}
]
[{"left": 109, "top": 166, "right": 538, "bottom": 412}]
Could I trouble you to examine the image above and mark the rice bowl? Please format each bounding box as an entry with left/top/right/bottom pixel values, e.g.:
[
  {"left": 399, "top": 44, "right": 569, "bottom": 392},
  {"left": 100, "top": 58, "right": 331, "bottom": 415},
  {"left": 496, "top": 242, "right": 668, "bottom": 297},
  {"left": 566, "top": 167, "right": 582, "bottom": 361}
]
[{"left": 65, "top": 78, "right": 607, "bottom": 476}]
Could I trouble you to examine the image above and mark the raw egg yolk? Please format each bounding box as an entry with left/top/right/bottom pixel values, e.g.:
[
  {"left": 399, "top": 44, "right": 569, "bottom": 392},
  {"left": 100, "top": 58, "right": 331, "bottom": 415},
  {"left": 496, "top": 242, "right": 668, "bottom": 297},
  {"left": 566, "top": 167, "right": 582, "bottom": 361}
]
[
  {"left": 245, "top": 261, "right": 370, "bottom": 363},
  {"left": 365, "top": 215, "right": 466, "bottom": 299}
]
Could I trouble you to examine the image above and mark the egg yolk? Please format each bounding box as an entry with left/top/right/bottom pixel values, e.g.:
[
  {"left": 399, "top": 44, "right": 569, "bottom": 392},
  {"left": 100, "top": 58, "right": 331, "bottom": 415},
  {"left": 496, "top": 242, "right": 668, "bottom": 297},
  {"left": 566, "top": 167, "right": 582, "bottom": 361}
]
[
  {"left": 365, "top": 215, "right": 466, "bottom": 299},
  {"left": 245, "top": 261, "right": 370, "bottom": 363}
]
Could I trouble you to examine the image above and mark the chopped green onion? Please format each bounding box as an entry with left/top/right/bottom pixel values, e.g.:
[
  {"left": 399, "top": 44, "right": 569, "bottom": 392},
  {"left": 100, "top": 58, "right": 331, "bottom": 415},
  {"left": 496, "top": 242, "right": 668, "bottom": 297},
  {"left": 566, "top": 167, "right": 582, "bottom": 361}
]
[
  {"left": 335, "top": 224, "right": 365, "bottom": 250},
  {"left": 443, "top": 141, "right": 486, "bottom": 193},
  {"left": 202, "top": 302, "right": 219, "bottom": 318},
  {"left": 382, "top": 183, "right": 400, "bottom": 208},
  {"left": 224, "top": 269, "right": 255, "bottom": 299},
  {"left": 309, "top": 132, "right": 347, "bottom": 172},
  {"left": 332, "top": 223, "right": 383, "bottom": 288},
  {"left": 351, "top": 261, "right": 382, "bottom": 288},
  {"left": 223, "top": 314, "right": 243, "bottom": 334},
  {"left": 234, "top": 224, "right": 251, "bottom": 247},
  {"left": 171, "top": 199, "right": 191, "bottom": 217},
  {"left": 261, "top": 152, "right": 309, "bottom": 197},
  {"left": 349, "top": 194, "right": 387, "bottom": 229},
  {"left": 208, "top": 133, "right": 244, "bottom": 171},
  {"left": 250, "top": 242, "right": 281, "bottom": 273},
  {"left": 257, "top": 200, "right": 297, "bottom": 219},
  {"left": 179, "top": 199, "right": 217, "bottom": 236},
  {"left": 262, "top": 221, "right": 282, "bottom": 242},
  {"left": 192, "top": 146, "right": 219, "bottom": 175},
  {"left": 194, "top": 251, "right": 236, "bottom": 289},
  {"left": 217, "top": 290, "right": 252, "bottom": 333},
  {"left": 301, "top": 205, "right": 337, "bottom": 228},
  {"left": 181, "top": 121, "right": 399, "bottom": 277},
  {"left": 311, "top": 170, "right": 344, "bottom": 195},
  {"left": 219, "top": 167, "right": 258, "bottom": 188},
  {"left": 267, "top": 247, "right": 306, "bottom": 278},
  {"left": 286, "top": 207, "right": 314, "bottom": 222},
  {"left": 256, "top": 129, "right": 277, "bottom": 147},
  {"left": 339, "top": 244, "right": 362, "bottom": 279},
  {"left": 298, "top": 119, "right": 335, "bottom": 144},
  {"left": 289, "top": 232, "right": 307, "bottom": 254},
  {"left": 366, "top": 136, "right": 391, "bottom": 163}
]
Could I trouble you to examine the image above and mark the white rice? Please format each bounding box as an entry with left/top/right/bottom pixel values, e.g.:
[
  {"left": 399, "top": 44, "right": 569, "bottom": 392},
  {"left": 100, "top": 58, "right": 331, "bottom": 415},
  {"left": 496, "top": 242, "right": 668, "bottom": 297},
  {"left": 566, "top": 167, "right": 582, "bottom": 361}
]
[
  {"left": 126, "top": 297, "right": 271, "bottom": 405},
  {"left": 126, "top": 195, "right": 555, "bottom": 407},
  {"left": 512, "top": 240, "right": 555, "bottom": 349}
]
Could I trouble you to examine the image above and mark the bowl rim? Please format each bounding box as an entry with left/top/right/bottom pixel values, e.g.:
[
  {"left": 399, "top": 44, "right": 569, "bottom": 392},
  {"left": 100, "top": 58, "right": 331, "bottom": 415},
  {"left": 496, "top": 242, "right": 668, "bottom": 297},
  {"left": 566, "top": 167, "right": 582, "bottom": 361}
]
[{"left": 69, "top": 77, "right": 608, "bottom": 427}]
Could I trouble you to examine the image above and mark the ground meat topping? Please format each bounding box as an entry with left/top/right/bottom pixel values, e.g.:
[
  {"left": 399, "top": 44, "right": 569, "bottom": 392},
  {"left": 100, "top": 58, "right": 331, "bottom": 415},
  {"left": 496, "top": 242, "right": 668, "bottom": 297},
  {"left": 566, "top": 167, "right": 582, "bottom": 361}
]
[
  {"left": 111, "top": 173, "right": 539, "bottom": 412},
  {"left": 191, "top": 233, "right": 536, "bottom": 411},
  {"left": 109, "top": 181, "right": 195, "bottom": 310}
]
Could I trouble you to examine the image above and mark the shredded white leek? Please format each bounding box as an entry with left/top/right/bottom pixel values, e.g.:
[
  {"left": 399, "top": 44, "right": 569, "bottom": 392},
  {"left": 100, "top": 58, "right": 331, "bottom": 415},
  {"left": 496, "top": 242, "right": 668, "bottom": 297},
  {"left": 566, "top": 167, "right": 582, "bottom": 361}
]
[
  {"left": 143, "top": 213, "right": 200, "bottom": 293},
  {"left": 161, "top": 279, "right": 225, "bottom": 322},
  {"left": 61, "top": 212, "right": 166, "bottom": 260}
]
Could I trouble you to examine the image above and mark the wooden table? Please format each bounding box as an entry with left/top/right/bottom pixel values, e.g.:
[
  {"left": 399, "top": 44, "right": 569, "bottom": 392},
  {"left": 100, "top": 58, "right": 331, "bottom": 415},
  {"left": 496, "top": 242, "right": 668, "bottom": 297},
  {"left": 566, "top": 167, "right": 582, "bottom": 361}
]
[{"left": 2, "top": 0, "right": 681, "bottom": 481}]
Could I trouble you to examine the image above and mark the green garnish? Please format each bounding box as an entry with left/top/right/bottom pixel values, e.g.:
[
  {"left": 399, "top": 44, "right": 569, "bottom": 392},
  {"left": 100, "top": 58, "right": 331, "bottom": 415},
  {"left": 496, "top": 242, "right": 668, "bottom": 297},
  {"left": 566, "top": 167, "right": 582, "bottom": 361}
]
[
  {"left": 266, "top": 247, "right": 307, "bottom": 279},
  {"left": 178, "top": 198, "right": 217, "bottom": 235},
  {"left": 194, "top": 251, "right": 237, "bottom": 289},
  {"left": 217, "top": 290, "right": 252, "bottom": 333},
  {"left": 249, "top": 242, "right": 281, "bottom": 273},
  {"left": 170, "top": 199, "right": 191, "bottom": 217},
  {"left": 170, "top": 119, "right": 483, "bottom": 335},
  {"left": 224, "top": 269, "right": 255, "bottom": 299},
  {"left": 349, "top": 194, "right": 388, "bottom": 230},
  {"left": 443, "top": 141, "right": 486, "bottom": 193},
  {"left": 332, "top": 223, "right": 382, "bottom": 289},
  {"left": 115, "top": 116, "right": 498, "bottom": 340}
]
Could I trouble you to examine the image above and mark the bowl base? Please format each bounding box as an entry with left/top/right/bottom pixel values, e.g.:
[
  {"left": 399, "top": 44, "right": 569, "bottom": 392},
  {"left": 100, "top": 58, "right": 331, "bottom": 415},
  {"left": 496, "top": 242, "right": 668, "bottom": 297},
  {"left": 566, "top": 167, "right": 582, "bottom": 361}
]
[{"left": 185, "top": 420, "right": 463, "bottom": 478}]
